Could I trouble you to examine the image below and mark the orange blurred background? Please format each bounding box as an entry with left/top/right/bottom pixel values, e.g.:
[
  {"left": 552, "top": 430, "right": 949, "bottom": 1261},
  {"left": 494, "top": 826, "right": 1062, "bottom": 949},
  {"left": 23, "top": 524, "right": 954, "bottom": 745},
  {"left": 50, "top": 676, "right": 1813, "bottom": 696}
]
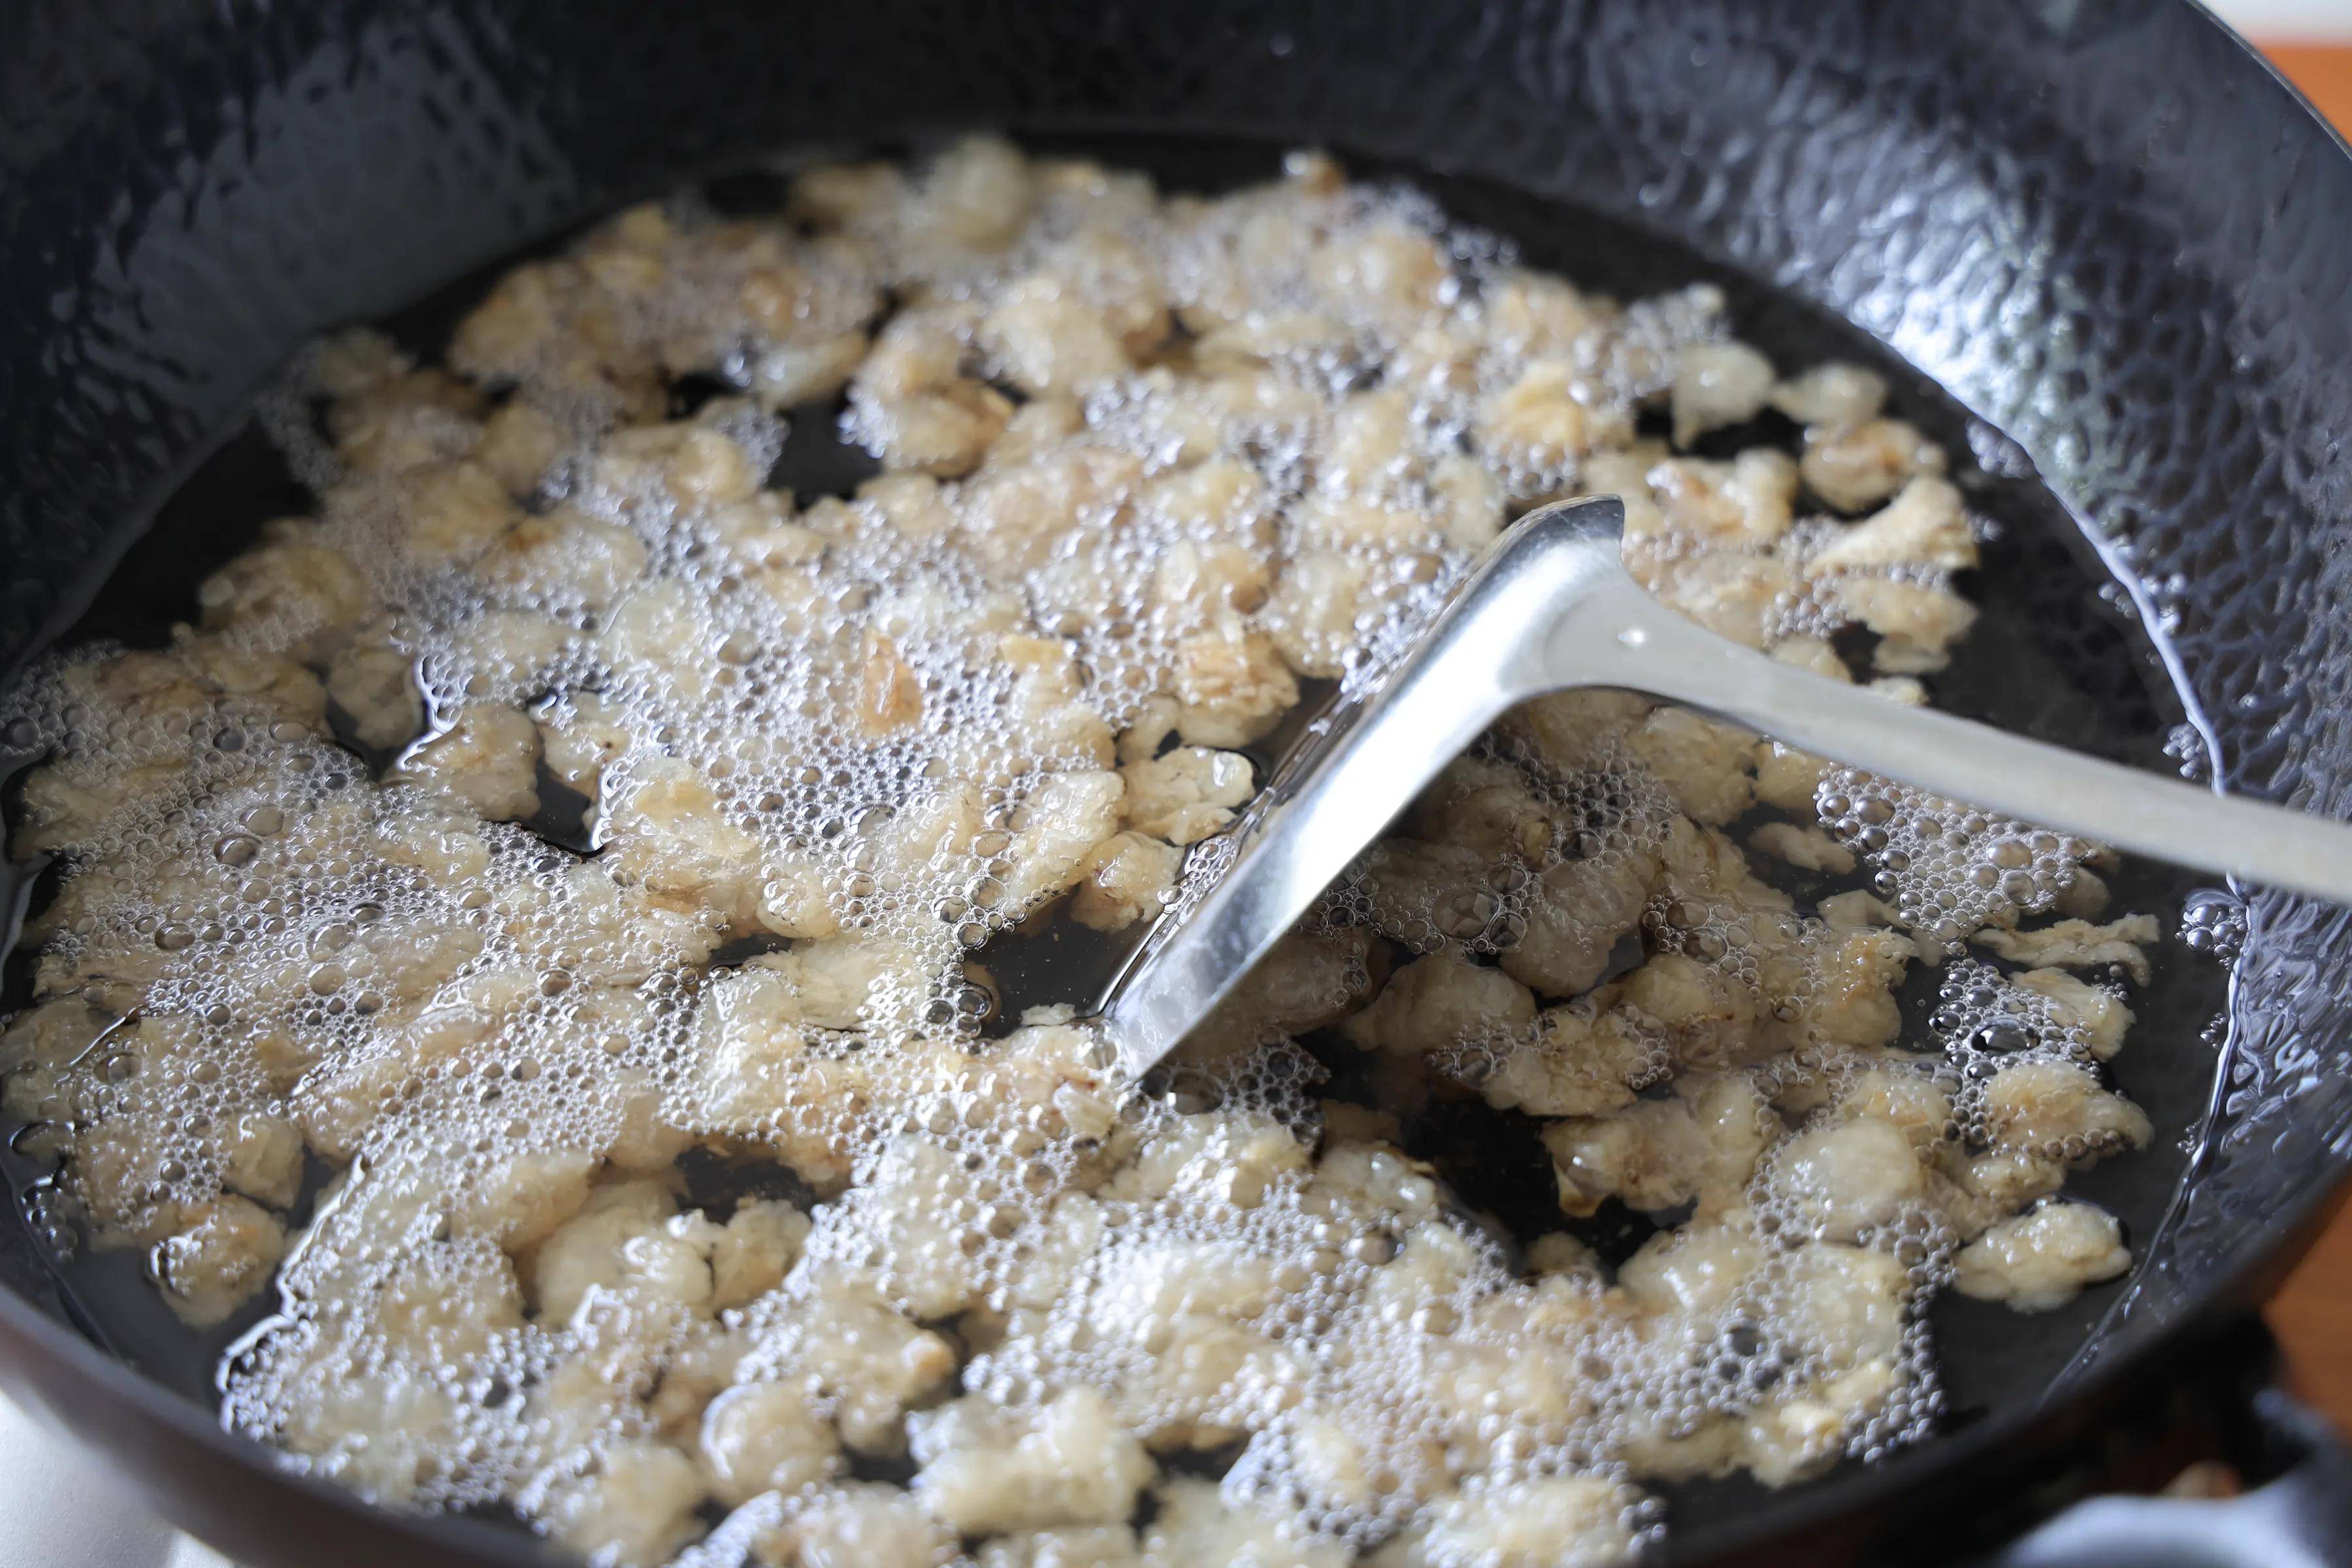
[
  {"left": 2268, "top": 45, "right": 2352, "bottom": 130},
  {"left": 2251, "top": 32, "right": 2352, "bottom": 1433}
]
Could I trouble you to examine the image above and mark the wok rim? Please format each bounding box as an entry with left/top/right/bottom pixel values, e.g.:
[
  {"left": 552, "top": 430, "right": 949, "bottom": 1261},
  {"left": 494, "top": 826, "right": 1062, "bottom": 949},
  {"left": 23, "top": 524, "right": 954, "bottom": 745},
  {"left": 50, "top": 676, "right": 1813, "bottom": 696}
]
[{"left": 0, "top": 2, "right": 2347, "bottom": 1563}]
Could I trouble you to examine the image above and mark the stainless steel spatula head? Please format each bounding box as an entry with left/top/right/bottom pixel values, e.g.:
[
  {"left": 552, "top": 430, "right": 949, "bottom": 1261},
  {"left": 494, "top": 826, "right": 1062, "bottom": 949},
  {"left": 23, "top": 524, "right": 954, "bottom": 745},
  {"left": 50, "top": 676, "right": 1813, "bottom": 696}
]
[{"left": 1100, "top": 495, "right": 2352, "bottom": 1079}]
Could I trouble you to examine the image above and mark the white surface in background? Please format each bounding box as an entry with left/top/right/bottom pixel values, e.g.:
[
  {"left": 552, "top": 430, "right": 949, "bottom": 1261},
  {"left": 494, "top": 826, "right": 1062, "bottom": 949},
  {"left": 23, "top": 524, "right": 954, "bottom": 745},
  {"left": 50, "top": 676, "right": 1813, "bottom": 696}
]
[
  {"left": 1, "top": 1392, "right": 233, "bottom": 1568},
  {"left": 2206, "top": 0, "right": 2352, "bottom": 41}
]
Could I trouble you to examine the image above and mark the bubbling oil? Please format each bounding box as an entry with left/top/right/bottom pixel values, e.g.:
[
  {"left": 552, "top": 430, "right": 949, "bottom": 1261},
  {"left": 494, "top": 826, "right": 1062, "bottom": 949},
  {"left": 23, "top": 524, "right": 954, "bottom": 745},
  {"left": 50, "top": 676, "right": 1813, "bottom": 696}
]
[{"left": 0, "top": 137, "right": 2217, "bottom": 1567}]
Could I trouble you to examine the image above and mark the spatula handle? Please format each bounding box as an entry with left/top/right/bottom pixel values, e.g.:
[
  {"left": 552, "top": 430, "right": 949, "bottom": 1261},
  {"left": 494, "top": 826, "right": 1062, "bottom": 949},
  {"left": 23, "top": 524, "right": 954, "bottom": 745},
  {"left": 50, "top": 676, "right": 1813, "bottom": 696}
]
[{"left": 1580, "top": 574, "right": 2352, "bottom": 908}]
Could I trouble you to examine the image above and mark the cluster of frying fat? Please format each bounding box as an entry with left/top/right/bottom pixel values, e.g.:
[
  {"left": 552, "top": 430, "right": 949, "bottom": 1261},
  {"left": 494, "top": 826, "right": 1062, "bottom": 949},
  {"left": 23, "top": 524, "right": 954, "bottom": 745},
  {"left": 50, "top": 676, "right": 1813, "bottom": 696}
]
[{"left": 0, "top": 140, "right": 2166, "bottom": 1568}]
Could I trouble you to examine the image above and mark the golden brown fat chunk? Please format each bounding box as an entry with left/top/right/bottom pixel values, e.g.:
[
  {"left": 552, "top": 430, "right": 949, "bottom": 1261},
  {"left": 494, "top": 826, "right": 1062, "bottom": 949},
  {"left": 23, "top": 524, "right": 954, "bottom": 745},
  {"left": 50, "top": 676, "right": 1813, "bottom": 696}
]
[
  {"left": 857, "top": 632, "right": 925, "bottom": 738},
  {"left": 1832, "top": 574, "right": 1979, "bottom": 675},
  {"left": 1754, "top": 740, "right": 1831, "bottom": 814},
  {"left": 1264, "top": 550, "right": 1373, "bottom": 679},
  {"left": 911, "top": 1388, "right": 1155, "bottom": 1535},
  {"left": 1498, "top": 847, "right": 1659, "bottom": 999},
  {"left": 2013, "top": 968, "right": 2133, "bottom": 1060},
  {"left": 1801, "top": 927, "right": 1913, "bottom": 1049},
  {"left": 698, "top": 1380, "right": 841, "bottom": 1507},
  {"left": 472, "top": 505, "right": 647, "bottom": 610},
  {"left": 1171, "top": 622, "right": 1299, "bottom": 747},
  {"left": 1069, "top": 831, "right": 1183, "bottom": 932},
  {"left": 1800, "top": 417, "right": 1944, "bottom": 514},
  {"left": 1771, "top": 361, "right": 1888, "bottom": 431},
  {"left": 1767, "top": 1113, "right": 1929, "bottom": 1242},
  {"left": 401, "top": 703, "right": 543, "bottom": 822},
  {"left": 1542, "top": 1073, "right": 1775, "bottom": 1217},
  {"left": 1407, "top": 755, "right": 1557, "bottom": 864},
  {"left": 1646, "top": 448, "right": 1797, "bottom": 548},
  {"left": 1350, "top": 838, "right": 1514, "bottom": 949},
  {"left": 1625, "top": 707, "right": 1758, "bottom": 826},
  {"left": 195, "top": 521, "right": 377, "bottom": 663},
  {"left": 1181, "top": 927, "right": 1381, "bottom": 1060},
  {"left": 1341, "top": 947, "right": 1537, "bottom": 1057},
  {"left": 473, "top": 399, "right": 569, "bottom": 495},
  {"left": 1749, "top": 821, "right": 1856, "bottom": 875},
  {"left": 1807, "top": 476, "right": 1977, "bottom": 574},
  {"left": 153, "top": 1197, "right": 287, "bottom": 1326},
  {"left": 1952, "top": 1201, "right": 2131, "bottom": 1311},
  {"left": 1669, "top": 340, "right": 1777, "bottom": 448},
  {"left": 1497, "top": 688, "right": 1656, "bottom": 776},
  {"left": 1463, "top": 997, "right": 1667, "bottom": 1117},
  {"left": 1616, "top": 951, "right": 1763, "bottom": 1070},
  {"left": 1972, "top": 915, "right": 2162, "bottom": 985},
  {"left": 325, "top": 633, "right": 425, "bottom": 751},
  {"left": 385, "top": 460, "right": 523, "bottom": 569},
  {"left": 1120, "top": 747, "right": 1254, "bottom": 845},
  {"left": 602, "top": 757, "right": 765, "bottom": 930},
  {"left": 1477, "top": 360, "right": 1636, "bottom": 471},
  {"left": 1979, "top": 1058, "right": 2151, "bottom": 1164},
  {"left": 977, "top": 276, "right": 1134, "bottom": 397},
  {"left": 958, "top": 445, "right": 1143, "bottom": 572}
]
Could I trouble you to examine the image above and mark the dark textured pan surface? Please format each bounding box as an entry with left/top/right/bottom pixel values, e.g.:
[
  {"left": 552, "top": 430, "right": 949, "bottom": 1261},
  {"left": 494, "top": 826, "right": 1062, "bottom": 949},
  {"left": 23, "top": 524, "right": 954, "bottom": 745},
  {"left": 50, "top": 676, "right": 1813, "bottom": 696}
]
[{"left": 0, "top": 3, "right": 2347, "bottom": 1565}]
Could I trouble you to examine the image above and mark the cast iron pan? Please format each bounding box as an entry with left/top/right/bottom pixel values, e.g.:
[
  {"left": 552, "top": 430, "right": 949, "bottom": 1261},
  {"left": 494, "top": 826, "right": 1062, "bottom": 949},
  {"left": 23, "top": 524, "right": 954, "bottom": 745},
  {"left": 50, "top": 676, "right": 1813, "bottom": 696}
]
[{"left": 3, "top": 1, "right": 2352, "bottom": 1564}]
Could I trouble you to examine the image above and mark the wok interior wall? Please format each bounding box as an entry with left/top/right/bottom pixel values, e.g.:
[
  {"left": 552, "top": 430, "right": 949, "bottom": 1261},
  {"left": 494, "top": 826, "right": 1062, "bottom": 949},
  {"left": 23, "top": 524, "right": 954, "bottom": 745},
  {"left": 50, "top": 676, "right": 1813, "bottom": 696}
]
[{"left": 2, "top": 0, "right": 2349, "bottom": 1362}]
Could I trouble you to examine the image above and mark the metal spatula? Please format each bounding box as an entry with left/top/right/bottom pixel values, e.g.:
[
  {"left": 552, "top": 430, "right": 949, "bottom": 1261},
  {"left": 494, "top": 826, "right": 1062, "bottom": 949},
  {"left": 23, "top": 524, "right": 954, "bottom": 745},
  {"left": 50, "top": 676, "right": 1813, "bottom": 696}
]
[{"left": 1101, "top": 496, "right": 2352, "bottom": 1078}]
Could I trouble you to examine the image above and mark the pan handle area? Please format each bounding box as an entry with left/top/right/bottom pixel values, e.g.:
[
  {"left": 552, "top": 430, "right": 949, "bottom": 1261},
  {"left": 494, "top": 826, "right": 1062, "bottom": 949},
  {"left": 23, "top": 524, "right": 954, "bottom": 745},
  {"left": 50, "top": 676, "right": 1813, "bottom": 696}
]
[{"left": 1988, "top": 1372, "right": 2352, "bottom": 1567}]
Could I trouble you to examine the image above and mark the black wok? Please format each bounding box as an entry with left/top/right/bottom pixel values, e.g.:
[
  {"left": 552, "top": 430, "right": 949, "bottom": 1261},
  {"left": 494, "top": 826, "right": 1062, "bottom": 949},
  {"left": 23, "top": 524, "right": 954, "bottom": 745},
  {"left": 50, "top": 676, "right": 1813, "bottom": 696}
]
[{"left": 3, "top": 1, "right": 2352, "bottom": 1563}]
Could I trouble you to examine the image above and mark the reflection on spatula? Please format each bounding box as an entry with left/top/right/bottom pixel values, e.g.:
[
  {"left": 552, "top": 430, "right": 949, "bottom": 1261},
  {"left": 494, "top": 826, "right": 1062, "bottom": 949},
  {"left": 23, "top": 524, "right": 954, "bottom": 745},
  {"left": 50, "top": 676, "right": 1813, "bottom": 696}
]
[{"left": 1101, "top": 496, "right": 2352, "bottom": 1079}]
